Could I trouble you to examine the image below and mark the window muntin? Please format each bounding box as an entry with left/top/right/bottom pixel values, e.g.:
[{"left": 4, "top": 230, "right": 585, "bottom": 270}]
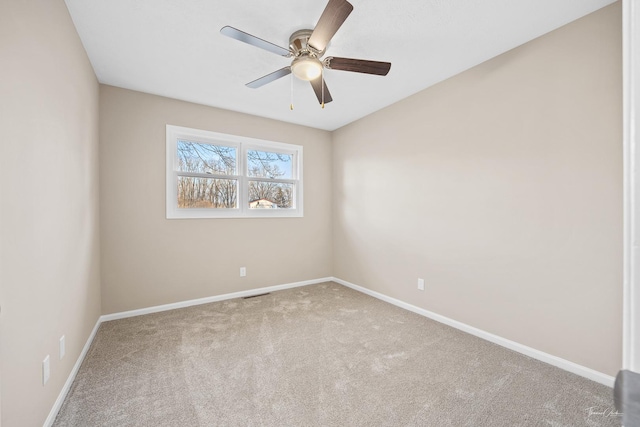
[{"left": 167, "top": 125, "right": 303, "bottom": 218}]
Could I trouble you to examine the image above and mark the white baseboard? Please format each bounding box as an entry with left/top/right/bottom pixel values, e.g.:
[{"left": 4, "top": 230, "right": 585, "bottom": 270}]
[
  {"left": 101, "top": 277, "right": 333, "bottom": 322},
  {"left": 43, "top": 317, "right": 101, "bottom": 427},
  {"left": 331, "top": 277, "right": 616, "bottom": 388}
]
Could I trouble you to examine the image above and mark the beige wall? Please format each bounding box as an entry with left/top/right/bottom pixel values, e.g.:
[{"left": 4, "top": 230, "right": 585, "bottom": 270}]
[
  {"left": 99, "top": 86, "right": 333, "bottom": 314},
  {"left": 0, "top": 0, "right": 101, "bottom": 425},
  {"left": 332, "top": 2, "right": 622, "bottom": 376}
]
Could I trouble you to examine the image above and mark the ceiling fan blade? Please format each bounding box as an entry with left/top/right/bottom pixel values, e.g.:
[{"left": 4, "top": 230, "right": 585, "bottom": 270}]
[
  {"left": 308, "top": 0, "right": 353, "bottom": 53},
  {"left": 246, "top": 67, "right": 292, "bottom": 89},
  {"left": 309, "top": 77, "right": 333, "bottom": 104},
  {"left": 221, "top": 26, "right": 291, "bottom": 57},
  {"left": 325, "top": 57, "right": 391, "bottom": 76}
]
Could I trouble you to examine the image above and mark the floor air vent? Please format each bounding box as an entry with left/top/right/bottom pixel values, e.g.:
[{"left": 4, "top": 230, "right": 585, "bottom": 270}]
[{"left": 242, "top": 293, "right": 270, "bottom": 299}]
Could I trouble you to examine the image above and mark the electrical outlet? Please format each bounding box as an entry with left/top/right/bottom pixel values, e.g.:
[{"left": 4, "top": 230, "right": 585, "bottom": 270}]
[
  {"left": 240, "top": 267, "right": 246, "bottom": 277},
  {"left": 43, "top": 355, "right": 50, "bottom": 385},
  {"left": 417, "top": 278, "right": 425, "bottom": 291},
  {"left": 59, "top": 335, "right": 66, "bottom": 359}
]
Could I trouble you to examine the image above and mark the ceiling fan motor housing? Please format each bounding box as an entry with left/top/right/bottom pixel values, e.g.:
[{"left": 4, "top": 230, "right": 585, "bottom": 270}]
[{"left": 289, "top": 29, "right": 326, "bottom": 58}]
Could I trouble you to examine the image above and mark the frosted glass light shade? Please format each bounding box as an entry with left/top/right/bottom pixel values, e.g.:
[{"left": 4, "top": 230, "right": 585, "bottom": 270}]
[{"left": 291, "top": 56, "right": 323, "bottom": 81}]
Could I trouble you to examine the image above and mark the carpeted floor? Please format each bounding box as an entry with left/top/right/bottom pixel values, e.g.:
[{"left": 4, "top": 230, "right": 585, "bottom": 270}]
[{"left": 54, "top": 282, "right": 620, "bottom": 426}]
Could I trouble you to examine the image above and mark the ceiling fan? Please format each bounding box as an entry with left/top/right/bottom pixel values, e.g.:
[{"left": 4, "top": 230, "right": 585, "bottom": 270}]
[{"left": 220, "top": 0, "right": 391, "bottom": 106}]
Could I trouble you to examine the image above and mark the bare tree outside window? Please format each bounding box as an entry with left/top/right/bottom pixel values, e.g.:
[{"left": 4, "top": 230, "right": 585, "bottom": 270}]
[
  {"left": 177, "top": 141, "right": 237, "bottom": 208},
  {"left": 247, "top": 150, "right": 293, "bottom": 209}
]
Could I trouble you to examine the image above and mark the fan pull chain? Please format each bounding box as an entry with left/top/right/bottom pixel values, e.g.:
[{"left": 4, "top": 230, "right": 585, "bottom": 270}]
[
  {"left": 290, "top": 72, "right": 294, "bottom": 110},
  {"left": 321, "top": 68, "right": 325, "bottom": 109}
]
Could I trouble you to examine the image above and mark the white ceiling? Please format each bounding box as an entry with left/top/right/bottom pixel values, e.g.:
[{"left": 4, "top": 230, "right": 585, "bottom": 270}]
[{"left": 64, "top": 0, "right": 615, "bottom": 131}]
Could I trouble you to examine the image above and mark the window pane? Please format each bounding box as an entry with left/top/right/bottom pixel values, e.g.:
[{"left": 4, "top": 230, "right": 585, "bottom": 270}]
[
  {"left": 178, "top": 176, "right": 237, "bottom": 208},
  {"left": 248, "top": 181, "right": 294, "bottom": 209},
  {"left": 177, "top": 140, "right": 236, "bottom": 175},
  {"left": 247, "top": 150, "right": 293, "bottom": 179}
]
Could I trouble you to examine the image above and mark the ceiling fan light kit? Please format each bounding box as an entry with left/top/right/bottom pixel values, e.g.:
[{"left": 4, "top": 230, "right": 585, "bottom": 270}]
[
  {"left": 220, "top": 0, "right": 391, "bottom": 107},
  {"left": 291, "top": 56, "right": 323, "bottom": 81}
]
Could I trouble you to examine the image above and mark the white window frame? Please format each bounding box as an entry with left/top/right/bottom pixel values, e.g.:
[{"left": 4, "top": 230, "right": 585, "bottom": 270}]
[{"left": 166, "top": 125, "right": 303, "bottom": 219}]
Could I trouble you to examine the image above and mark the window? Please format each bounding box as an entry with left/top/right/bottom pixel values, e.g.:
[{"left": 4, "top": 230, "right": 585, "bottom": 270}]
[{"left": 166, "top": 125, "right": 303, "bottom": 219}]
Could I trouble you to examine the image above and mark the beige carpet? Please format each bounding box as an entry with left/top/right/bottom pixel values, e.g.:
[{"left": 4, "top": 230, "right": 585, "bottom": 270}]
[{"left": 54, "top": 282, "right": 620, "bottom": 426}]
